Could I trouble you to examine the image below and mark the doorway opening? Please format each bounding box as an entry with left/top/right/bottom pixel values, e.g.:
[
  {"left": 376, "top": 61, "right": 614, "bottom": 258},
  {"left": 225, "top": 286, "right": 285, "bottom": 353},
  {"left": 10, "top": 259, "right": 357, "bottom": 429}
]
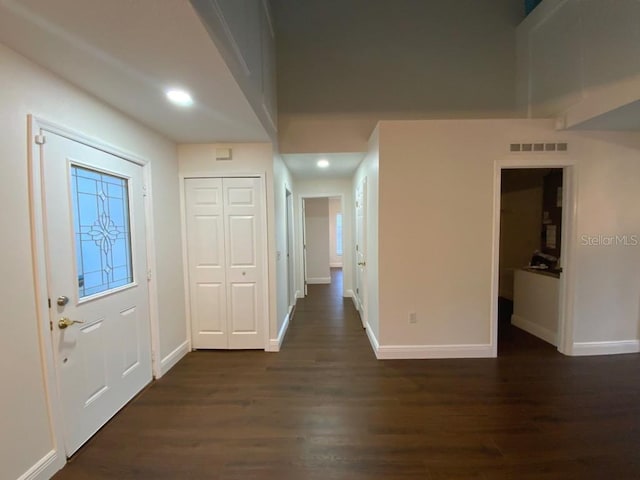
[
  {"left": 301, "top": 196, "right": 344, "bottom": 296},
  {"left": 495, "top": 166, "right": 574, "bottom": 356},
  {"left": 285, "top": 188, "right": 296, "bottom": 308}
]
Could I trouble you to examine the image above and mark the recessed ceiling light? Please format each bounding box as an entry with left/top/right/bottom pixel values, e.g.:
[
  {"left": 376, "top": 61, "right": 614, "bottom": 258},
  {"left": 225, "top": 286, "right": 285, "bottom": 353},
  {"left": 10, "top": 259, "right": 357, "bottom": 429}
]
[
  {"left": 166, "top": 88, "right": 193, "bottom": 107},
  {"left": 317, "top": 159, "right": 330, "bottom": 168}
]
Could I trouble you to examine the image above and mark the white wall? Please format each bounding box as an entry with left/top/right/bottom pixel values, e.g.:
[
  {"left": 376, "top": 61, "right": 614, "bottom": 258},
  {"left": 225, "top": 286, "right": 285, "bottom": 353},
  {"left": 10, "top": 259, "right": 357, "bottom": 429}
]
[
  {"left": 517, "top": 0, "right": 640, "bottom": 127},
  {"left": 0, "top": 43, "right": 185, "bottom": 480},
  {"left": 304, "top": 198, "right": 330, "bottom": 283},
  {"left": 293, "top": 178, "right": 354, "bottom": 297},
  {"left": 354, "top": 126, "right": 380, "bottom": 339},
  {"left": 374, "top": 119, "right": 640, "bottom": 356},
  {"left": 329, "top": 197, "right": 343, "bottom": 267},
  {"left": 177, "top": 143, "right": 280, "bottom": 342}
]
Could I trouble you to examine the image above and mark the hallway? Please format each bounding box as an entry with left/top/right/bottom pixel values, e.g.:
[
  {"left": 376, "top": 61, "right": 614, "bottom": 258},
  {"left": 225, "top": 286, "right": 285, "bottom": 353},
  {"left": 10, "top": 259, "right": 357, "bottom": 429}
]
[{"left": 54, "top": 269, "right": 640, "bottom": 479}]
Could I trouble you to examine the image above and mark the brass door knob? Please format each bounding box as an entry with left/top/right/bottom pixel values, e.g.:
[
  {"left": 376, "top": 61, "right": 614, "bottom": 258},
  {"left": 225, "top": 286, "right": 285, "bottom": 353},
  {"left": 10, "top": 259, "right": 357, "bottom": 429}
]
[
  {"left": 58, "top": 317, "right": 84, "bottom": 329},
  {"left": 56, "top": 296, "right": 69, "bottom": 306}
]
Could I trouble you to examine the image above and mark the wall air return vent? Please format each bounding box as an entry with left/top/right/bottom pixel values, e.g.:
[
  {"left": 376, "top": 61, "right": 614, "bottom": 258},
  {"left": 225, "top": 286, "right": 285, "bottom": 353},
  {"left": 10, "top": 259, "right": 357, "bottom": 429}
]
[{"left": 510, "top": 142, "right": 568, "bottom": 153}]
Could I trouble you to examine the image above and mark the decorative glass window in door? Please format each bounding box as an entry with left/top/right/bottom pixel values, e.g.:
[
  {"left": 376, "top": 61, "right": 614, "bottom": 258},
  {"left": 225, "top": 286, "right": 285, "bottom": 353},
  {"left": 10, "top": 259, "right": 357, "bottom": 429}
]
[{"left": 70, "top": 165, "right": 134, "bottom": 298}]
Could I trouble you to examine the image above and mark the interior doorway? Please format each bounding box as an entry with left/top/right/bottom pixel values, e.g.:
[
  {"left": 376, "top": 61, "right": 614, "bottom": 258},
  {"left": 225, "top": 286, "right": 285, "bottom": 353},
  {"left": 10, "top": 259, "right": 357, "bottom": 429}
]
[
  {"left": 285, "top": 188, "right": 295, "bottom": 307},
  {"left": 301, "top": 195, "right": 344, "bottom": 295},
  {"left": 494, "top": 165, "right": 574, "bottom": 356}
]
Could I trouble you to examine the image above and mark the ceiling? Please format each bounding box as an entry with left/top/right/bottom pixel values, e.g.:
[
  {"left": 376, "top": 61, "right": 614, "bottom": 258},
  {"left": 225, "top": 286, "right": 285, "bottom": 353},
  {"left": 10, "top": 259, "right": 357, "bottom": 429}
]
[
  {"left": 569, "top": 99, "right": 640, "bottom": 131},
  {"left": 283, "top": 153, "right": 365, "bottom": 180},
  {"left": 0, "top": 0, "right": 269, "bottom": 143}
]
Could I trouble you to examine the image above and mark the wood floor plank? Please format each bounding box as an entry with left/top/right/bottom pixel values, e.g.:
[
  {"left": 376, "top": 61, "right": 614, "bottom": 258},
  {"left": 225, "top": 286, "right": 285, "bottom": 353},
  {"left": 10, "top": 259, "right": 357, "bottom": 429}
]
[{"left": 53, "top": 269, "right": 640, "bottom": 479}]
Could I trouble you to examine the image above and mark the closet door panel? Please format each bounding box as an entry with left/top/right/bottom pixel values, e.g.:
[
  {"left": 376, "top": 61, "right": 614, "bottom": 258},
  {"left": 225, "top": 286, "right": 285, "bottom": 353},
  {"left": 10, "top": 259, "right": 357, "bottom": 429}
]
[
  {"left": 185, "top": 178, "right": 228, "bottom": 349},
  {"left": 223, "top": 177, "right": 265, "bottom": 349}
]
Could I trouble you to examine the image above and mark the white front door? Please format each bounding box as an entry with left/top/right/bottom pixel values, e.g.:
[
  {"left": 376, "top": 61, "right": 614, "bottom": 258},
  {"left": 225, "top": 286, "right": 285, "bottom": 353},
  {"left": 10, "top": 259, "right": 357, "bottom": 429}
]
[
  {"left": 185, "top": 177, "right": 265, "bottom": 349},
  {"left": 42, "top": 131, "right": 152, "bottom": 456},
  {"left": 355, "top": 177, "right": 368, "bottom": 327}
]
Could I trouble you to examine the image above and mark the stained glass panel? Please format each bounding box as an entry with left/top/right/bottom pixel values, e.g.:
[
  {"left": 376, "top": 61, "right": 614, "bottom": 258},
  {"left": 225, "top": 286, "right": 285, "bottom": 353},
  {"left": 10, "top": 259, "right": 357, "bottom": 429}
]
[{"left": 70, "top": 165, "right": 133, "bottom": 298}]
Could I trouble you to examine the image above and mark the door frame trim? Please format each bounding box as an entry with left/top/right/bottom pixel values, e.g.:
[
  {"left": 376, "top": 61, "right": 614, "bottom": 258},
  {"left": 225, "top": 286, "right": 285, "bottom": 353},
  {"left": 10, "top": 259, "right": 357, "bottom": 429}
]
[
  {"left": 490, "top": 155, "right": 578, "bottom": 357},
  {"left": 298, "top": 193, "right": 346, "bottom": 298},
  {"left": 284, "top": 185, "right": 296, "bottom": 307},
  {"left": 27, "top": 115, "right": 161, "bottom": 466},
  {"left": 179, "top": 173, "right": 271, "bottom": 351}
]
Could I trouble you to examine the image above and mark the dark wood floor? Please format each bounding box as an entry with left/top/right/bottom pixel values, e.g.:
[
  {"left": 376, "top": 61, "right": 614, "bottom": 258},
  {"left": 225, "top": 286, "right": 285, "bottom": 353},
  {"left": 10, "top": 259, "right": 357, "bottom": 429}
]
[{"left": 55, "top": 269, "right": 640, "bottom": 479}]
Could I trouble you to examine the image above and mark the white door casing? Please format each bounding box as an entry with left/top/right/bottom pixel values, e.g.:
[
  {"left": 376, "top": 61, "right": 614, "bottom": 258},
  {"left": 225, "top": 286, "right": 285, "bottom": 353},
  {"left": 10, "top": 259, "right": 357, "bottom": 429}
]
[
  {"left": 491, "top": 159, "right": 577, "bottom": 357},
  {"left": 302, "top": 198, "right": 308, "bottom": 296},
  {"left": 285, "top": 189, "right": 295, "bottom": 305},
  {"left": 43, "top": 131, "right": 152, "bottom": 456},
  {"left": 185, "top": 177, "right": 266, "bottom": 349},
  {"left": 355, "top": 177, "right": 368, "bottom": 327}
]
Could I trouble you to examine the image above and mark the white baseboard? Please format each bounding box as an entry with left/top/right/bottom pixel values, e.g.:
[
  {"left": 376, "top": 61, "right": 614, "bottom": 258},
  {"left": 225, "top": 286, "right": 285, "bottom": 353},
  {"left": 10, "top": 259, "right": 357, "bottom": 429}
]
[
  {"left": 268, "top": 307, "right": 292, "bottom": 352},
  {"left": 345, "top": 289, "right": 354, "bottom": 299},
  {"left": 511, "top": 314, "right": 558, "bottom": 346},
  {"left": 307, "top": 277, "right": 331, "bottom": 284},
  {"left": 365, "top": 321, "right": 380, "bottom": 357},
  {"left": 18, "top": 449, "right": 61, "bottom": 480},
  {"left": 330, "top": 262, "right": 343, "bottom": 268},
  {"left": 571, "top": 340, "right": 640, "bottom": 356},
  {"left": 159, "top": 340, "right": 190, "bottom": 377},
  {"left": 364, "top": 325, "right": 493, "bottom": 359},
  {"left": 295, "top": 289, "right": 303, "bottom": 299},
  {"left": 376, "top": 343, "right": 493, "bottom": 359},
  {"left": 352, "top": 294, "right": 362, "bottom": 312}
]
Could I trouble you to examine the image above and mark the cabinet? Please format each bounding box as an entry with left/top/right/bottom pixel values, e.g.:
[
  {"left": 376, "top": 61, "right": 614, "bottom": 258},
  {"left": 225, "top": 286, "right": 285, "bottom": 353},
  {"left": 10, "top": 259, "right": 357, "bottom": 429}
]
[{"left": 512, "top": 269, "right": 559, "bottom": 346}]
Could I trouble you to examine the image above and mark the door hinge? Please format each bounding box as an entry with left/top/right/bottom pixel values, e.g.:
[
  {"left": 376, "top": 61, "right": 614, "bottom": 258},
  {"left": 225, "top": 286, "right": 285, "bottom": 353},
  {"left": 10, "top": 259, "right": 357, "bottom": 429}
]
[
  {"left": 47, "top": 298, "right": 51, "bottom": 309},
  {"left": 49, "top": 320, "right": 53, "bottom": 331},
  {"left": 147, "top": 269, "right": 152, "bottom": 281},
  {"left": 356, "top": 288, "right": 359, "bottom": 294},
  {"left": 356, "top": 244, "right": 359, "bottom": 251},
  {"left": 35, "top": 134, "right": 46, "bottom": 145},
  {"left": 143, "top": 185, "right": 149, "bottom": 197}
]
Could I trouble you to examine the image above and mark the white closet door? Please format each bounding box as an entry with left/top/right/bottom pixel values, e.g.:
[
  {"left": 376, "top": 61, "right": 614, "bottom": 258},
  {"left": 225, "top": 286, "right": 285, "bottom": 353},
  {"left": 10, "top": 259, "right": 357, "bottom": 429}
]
[
  {"left": 185, "top": 177, "right": 265, "bottom": 350},
  {"left": 185, "top": 178, "right": 228, "bottom": 349},
  {"left": 223, "top": 177, "right": 265, "bottom": 349}
]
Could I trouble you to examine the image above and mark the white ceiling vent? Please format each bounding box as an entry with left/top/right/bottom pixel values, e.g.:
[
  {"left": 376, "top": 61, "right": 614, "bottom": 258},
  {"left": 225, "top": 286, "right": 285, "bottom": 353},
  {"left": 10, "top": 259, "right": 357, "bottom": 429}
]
[{"left": 510, "top": 142, "right": 568, "bottom": 153}]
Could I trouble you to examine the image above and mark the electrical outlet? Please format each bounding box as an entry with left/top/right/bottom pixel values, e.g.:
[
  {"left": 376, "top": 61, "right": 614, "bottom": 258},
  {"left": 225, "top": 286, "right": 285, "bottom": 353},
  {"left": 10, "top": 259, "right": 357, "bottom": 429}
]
[{"left": 408, "top": 312, "right": 417, "bottom": 324}]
